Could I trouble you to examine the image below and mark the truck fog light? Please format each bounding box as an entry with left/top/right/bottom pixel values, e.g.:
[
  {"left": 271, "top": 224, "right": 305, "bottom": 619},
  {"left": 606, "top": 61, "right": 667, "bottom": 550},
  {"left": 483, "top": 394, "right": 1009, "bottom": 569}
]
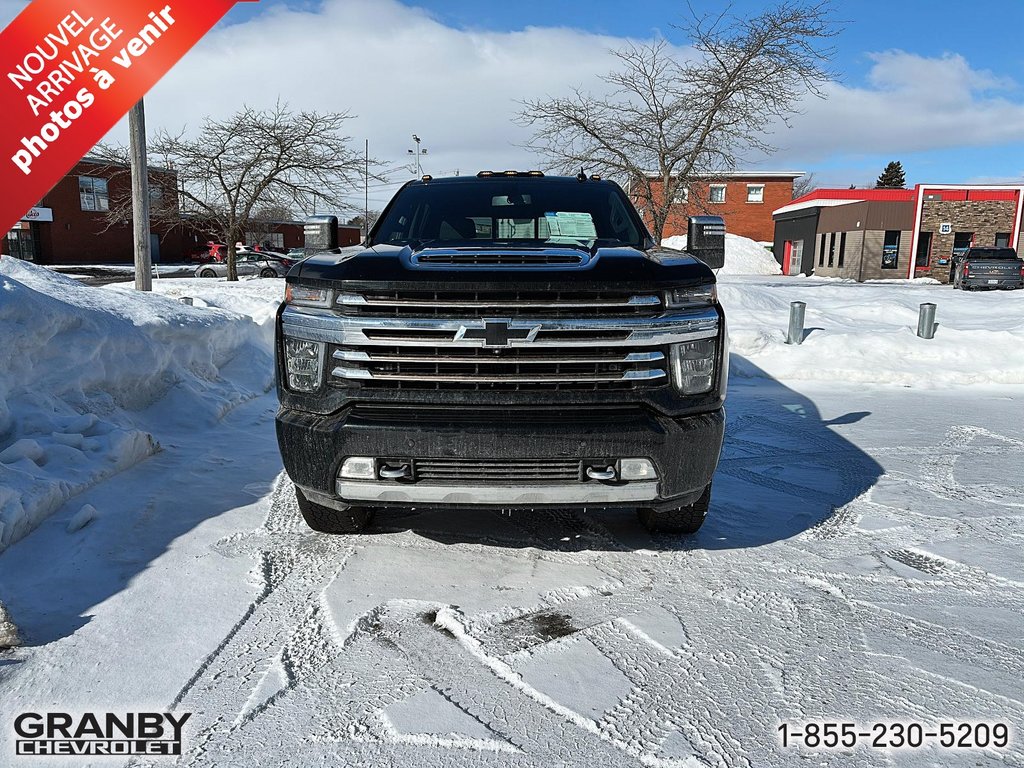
[
  {"left": 339, "top": 456, "right": 376, "bottom": 480},
  {"left": 620, "top": 458, "right": 656, "bottom": 480},
  {"left": 670, "top": 339, "right": 716, "bottom": 394},
  {"left": 284, "top": 338, "right": 324, "bottom": 392}
]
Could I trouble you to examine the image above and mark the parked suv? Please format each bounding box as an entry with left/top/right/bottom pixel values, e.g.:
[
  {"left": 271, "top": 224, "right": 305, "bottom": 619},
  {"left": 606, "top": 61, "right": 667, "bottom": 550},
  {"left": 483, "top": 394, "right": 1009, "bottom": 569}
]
[{"left": 275, "top": 172, "right": 728, "bottom": 535}]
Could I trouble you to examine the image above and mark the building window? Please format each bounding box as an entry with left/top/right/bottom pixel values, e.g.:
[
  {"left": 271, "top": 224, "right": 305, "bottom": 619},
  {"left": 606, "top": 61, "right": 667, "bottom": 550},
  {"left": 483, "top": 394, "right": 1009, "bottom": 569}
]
[
  {"left": 4, "top": 226, "right": 36, "bottom": 261},
  {"left": 79, "top": 176, "right": 109, "bottom": 212},
  {"left": 838, "top": 232, "right": 846, "bottom": 267},
  {"left": 916, "top": 232, "right": 932, "bottom": 268},
  {"left": 881, "top": 230, "right": 900, "bottom": 269},
  {"left": 246, "top": 232, "right": 286, "bottom": 249},
  {"left": 827, "top": 233, "right": 836, "bottom": 267},
  {"left": 148, "top": 185, "right": 164, "bottom": 204},
  {"left": 672, "top": 187, "right": 689, "bottom": 204},
  {"left": 746, "top": 184, "right": 764, "bottom": 203},
  {"left": 995, "top": 232, "right": 1010, "bottom": 248},
  {"left": 709, "top": 184, "right": 726, "bottom": 204},
  {"left": 818, "top": 233, "right": 826, "bottom": 266}
]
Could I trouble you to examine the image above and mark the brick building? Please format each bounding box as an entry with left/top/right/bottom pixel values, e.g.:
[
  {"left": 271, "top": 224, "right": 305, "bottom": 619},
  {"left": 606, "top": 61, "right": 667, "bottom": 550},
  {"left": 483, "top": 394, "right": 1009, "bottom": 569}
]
[
  {"left": 772, "top": 185, "right": 1024, "bottom": 281},
  {"left": 3, "top": 157, "right": 311, "bottom": 265},
  {"left": 3, "top": 158, "right": 187, "bottom": 265},
  {"left": 629, "top": 171, "right": 803, "bottom": 243}
]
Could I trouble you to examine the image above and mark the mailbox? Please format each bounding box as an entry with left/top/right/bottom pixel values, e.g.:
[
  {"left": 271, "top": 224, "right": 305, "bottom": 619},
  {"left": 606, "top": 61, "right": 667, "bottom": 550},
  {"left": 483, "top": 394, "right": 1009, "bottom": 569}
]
[
  {"left": 303, "top": 215, "right": 339, "bottom": 255},
  {"left": 686, "top": 216, "right": 726, "bottom": 270}
]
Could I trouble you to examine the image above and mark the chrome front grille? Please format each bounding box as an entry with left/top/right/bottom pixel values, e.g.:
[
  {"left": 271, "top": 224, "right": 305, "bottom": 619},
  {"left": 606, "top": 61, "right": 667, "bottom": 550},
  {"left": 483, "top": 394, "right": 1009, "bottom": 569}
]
[
  {"left": 338, "top": 290, "right": 663, "bottom": 318},
  {"left": 414, "top": 458, "right": 581, "bottom": 484},
  {"left": 280, "top": 294, "right": 720, "bottom": 394},
  {"left": 330, "top": 345, "right": 667, "bottom": 391}
]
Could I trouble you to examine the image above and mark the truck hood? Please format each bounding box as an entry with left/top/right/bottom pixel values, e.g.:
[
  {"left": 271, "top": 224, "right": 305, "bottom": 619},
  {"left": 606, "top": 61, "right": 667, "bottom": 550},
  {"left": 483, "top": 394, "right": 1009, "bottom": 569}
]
[{"left": 293, "top": 243, "right": 715, "bottom": 290}]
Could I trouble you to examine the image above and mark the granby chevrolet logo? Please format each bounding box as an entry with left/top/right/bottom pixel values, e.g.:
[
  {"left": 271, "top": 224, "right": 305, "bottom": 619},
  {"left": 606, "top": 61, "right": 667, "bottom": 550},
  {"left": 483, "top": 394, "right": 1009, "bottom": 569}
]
[
  {"left": 13, "top": 711, "right": 191, "bottom": 756},
  {"left": 455, "top": 319, "right": 542, "bottom": 348}
]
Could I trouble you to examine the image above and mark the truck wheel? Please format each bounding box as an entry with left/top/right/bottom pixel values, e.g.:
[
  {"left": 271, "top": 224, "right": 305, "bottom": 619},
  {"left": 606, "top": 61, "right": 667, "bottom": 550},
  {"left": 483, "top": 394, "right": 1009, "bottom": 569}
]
[
  {"left": 638, "top": 484, "right": 711, "bottom": 534},
  {"left": 294, "top": 487, "right": 373, "bottom": 534}
]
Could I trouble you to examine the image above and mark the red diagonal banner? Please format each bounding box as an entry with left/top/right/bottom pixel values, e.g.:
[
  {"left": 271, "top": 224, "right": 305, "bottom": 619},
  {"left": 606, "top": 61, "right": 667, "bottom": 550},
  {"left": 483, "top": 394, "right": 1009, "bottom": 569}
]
[{"left": 0, "top": 0, "right": 256, "bottom": 233}]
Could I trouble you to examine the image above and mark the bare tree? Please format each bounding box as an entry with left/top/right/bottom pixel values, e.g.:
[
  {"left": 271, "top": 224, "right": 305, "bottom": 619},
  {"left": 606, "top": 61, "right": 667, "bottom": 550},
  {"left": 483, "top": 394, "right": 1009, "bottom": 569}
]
[
  {"left": 518, "top": 2, "right": 837, "bottom": 242},
  {"left": 149, "top": 103, "right": 370, "bottom": 279},
  {"left": 346, "top": 211, "right": 379, "bottom": 238},
  {"left": 792, "top": 172, "right": 817, "bottom": 199}
]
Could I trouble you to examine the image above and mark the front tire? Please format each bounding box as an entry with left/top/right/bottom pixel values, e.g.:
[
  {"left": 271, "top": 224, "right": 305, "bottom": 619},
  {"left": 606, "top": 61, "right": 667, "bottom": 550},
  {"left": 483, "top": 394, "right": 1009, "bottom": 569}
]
[
  {"left": 260, "top": 268, "right": 277, "bottom": 278},
  {"left": 200, "top": 269, "right": 216, "bottom": 278},
  {"left": 294, "top": 487, "right": 373, "bottom": 533},
  {"left": 638, "top": 484, "right": 711, "bottom": 534}
]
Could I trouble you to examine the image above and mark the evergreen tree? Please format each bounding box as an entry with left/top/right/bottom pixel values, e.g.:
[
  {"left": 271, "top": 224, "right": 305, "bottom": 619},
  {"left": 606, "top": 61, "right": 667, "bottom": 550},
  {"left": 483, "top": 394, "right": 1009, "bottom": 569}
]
[{"left": 875, "top": 161, "right": 906, "bottom": 189}]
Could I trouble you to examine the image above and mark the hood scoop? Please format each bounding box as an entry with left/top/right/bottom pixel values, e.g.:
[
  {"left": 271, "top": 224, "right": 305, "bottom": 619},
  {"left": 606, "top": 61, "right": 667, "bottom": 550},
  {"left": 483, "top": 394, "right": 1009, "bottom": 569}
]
[{"left": 414, "top": 248, "right": 586, "bottom": 267}]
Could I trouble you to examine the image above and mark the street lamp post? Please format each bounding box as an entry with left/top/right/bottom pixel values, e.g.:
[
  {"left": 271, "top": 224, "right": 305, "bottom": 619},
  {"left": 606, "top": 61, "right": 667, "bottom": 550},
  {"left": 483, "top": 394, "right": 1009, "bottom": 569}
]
[{"left": 407, "top": 134, "right": 427, "bottom": 176}]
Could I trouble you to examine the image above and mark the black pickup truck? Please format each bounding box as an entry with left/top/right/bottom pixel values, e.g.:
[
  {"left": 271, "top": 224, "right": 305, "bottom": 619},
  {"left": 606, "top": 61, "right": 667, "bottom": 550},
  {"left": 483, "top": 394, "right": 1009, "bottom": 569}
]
[
  {"left": 951, "top": 247, "right": 1024, "bottom": 290},
  {"left": 275, "top": 172, "right": 728, "bottom": 535}
]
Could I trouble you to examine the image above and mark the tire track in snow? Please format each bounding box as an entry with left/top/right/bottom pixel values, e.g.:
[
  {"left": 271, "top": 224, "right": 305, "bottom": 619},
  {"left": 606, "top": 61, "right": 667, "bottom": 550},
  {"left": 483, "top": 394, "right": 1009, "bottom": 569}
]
[
  {"left": 153, "top": 477, "right": 356, "bottom": 766},
  {"left": 132, "top": 411, "right": 1024, "bottom": 767}
]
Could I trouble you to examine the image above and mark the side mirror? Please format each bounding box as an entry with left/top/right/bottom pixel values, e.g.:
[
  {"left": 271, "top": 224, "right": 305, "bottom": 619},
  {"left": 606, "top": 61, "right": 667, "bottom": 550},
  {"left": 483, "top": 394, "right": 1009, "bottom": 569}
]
[
  {"left": 687, "top": 216, "right": 725, "bottom": 270},
  {"left": 304, "top": 215, "right": 339, "bottom": 256}
]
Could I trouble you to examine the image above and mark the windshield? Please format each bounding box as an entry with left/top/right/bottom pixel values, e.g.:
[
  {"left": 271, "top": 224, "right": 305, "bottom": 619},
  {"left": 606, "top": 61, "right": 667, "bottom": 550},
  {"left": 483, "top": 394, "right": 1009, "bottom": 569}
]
[
  {"left": 967, "top": 247, "right": 1018, "bottom": 260},
  {"left": 370, "top": 179, "right": 646, "bottom": 249}
]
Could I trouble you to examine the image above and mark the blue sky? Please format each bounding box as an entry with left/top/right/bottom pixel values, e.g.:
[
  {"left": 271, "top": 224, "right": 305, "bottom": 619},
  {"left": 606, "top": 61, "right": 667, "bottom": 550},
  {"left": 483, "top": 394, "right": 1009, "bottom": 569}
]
[
  {"left": 3, "top": 0, "right": 1021, "bottom": 201},
  {"left": 206, "top": 0, "right": 1024, "bottom": 190}
]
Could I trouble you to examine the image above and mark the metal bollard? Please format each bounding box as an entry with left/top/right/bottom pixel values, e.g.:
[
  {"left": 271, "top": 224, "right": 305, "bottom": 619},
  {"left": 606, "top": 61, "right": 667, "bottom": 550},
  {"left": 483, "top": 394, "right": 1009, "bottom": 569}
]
[
  {"left": 786, "top": 301, "right": 806, "bottom": 345},
  {"left": 179, "top": 296, "right": 193, "bottom": 306},
  {"left": 917, "top": 303, "right": 936, "bottom": 339}
]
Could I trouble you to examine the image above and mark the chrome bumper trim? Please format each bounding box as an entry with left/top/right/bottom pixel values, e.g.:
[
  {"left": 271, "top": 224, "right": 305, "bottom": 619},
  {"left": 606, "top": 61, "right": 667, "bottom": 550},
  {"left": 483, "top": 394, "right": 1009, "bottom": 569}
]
[
  {"left": 282, "top": 305, "right": 719, "bottom": 347},
  {"left": 334, "top": 480, "right": 660, "bottom": 505}
]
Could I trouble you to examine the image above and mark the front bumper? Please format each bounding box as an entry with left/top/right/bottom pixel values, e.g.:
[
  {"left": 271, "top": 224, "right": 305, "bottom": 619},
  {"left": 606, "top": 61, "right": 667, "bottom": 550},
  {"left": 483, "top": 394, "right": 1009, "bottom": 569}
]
[{"left": 277, "top": 404, "right": 725, "bottom": 511}]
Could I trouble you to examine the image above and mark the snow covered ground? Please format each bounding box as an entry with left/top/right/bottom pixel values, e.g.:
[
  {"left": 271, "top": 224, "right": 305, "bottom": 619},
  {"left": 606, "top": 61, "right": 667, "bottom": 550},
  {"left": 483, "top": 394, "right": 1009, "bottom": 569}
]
[
  {"left": 662, "top": 233, "right": 783, "bottom": 276},
  {"left": 0, "top": 255, "right": 1022, "bottom": 767},
  {"left": 0, "top": 260, "right": 277, "bottom": 552}
]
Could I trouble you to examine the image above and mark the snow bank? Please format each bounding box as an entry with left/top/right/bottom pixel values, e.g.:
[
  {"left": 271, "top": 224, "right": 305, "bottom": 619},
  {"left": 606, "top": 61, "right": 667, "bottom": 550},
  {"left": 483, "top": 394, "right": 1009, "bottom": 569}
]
[
  {"left": 660, "top": 233, "right": 781, "bottom": 276},
  {"left": 0, "top": 259, "right": 275, "bottom": 551},
  {"left": 722, "top": 275, "right": 1024, "bottom": 387},
  {"left": 0, "top": 600, "right": 18, "bottom": 648}
]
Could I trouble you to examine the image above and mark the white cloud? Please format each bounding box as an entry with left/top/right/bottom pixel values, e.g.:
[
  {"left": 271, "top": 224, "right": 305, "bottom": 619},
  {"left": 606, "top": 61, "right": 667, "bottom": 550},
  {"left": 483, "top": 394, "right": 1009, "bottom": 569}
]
[
  {"left": 6, "top": 1, "right": 1024, "bottom": 203},
  {"left": 768, "top": 51, "right": 1024, "bottom": 164},
  {"left": 136, "top": 0, "right": 631, "bottom": 209}
]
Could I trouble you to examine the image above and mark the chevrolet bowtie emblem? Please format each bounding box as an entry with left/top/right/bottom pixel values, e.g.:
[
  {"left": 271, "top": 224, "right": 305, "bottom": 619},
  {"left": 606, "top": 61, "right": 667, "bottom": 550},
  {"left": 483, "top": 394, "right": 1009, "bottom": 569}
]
[{"left": 455, "top": 319, "right": 541, "bottom": 348}]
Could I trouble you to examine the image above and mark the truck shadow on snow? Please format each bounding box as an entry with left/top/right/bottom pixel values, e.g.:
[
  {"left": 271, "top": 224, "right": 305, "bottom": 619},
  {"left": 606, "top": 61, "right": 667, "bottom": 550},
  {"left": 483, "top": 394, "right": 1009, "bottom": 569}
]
[
  {"left": 373, "top": 355, "right": 885, "bottom": 552},
  {"left": 0, "top": 359, "right": 885, "bottom": 648}
]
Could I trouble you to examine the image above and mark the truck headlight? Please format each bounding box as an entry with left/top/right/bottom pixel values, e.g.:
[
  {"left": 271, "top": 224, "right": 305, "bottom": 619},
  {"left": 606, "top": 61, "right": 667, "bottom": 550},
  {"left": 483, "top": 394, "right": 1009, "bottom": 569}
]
[
  {"left": 284, "top": 338, "right": 324, "bottom": 392},
  {"left": 285, "top": 284, "right": 332, "bottom": 307},
  {"left": 670, "top": 338, "right": 716, "bottom": 394},
  {"left": 666, "top": 284, "right": 717, "bottom": 308}
]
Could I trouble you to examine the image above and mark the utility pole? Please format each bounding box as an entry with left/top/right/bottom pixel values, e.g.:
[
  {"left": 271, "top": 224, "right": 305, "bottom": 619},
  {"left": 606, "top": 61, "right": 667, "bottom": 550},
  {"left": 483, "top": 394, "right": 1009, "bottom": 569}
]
[
  {"left": 364, "top": 138, "right": 369, "bottom": 240},
  {"left": 129, "top": 99, "right": 152, "bottom": 291},
  {"left": 407, "top": 134, "right": 427, "bottom": 176}
]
